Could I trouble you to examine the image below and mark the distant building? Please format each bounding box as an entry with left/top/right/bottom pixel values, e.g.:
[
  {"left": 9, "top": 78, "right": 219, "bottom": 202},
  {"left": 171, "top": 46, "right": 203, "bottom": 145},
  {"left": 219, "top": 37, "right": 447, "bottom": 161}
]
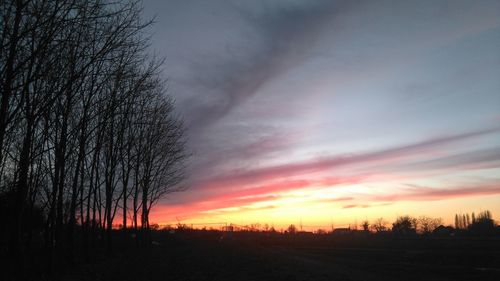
[
  {"left": 432, "top": 225, "right": 454, "bottom": 237},
  {"left": 333, "top": 228, "right": 351, "bottom": 235}
]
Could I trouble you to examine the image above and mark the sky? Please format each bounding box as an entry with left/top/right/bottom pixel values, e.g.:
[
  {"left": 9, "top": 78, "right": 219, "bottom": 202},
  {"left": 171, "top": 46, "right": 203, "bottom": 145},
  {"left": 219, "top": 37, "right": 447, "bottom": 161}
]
[{"left": 142, "top": 0, "right": 500, "bottom": 230}]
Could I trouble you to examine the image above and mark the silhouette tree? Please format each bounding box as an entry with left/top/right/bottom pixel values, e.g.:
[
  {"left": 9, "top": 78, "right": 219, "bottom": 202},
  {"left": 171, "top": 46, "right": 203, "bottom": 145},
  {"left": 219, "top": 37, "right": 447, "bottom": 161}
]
[
  {"left": 392, "top": 216, "right": 417, "bottom": 236},
  {"left": 361, "top": 220, "right": 370, "bottom": 232},
  {"left": 417, "top": 216, "right": 442, "bottom": 234},
  {"left": 0, "top": 0, "right": 187, "bottom": 276},
  {"left": 371, "top": 217, "right": 388, "bottom": 232},
  {"left": 468, "top": 210, "right": 496, "bottom": 236}
]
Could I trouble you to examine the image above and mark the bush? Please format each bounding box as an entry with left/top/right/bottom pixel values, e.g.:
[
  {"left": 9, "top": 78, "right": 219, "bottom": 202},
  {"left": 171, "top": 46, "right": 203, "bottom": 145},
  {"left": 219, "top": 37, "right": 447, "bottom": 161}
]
[{"left": 392, "top": 215, "right": 417, "bottom": 236}]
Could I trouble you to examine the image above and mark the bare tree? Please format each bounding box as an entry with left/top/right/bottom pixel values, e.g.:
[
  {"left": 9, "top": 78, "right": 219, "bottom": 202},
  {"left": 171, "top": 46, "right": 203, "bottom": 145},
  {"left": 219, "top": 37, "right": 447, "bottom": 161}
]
[
  {"left": 0, "top": 0, "right": 187, "bottom": 276},
  {"left": 417, "top": 216, "right": 442, "bottom": 234},
  {"left": 371, "top": 217, "right": 388, "bottom": 232}
]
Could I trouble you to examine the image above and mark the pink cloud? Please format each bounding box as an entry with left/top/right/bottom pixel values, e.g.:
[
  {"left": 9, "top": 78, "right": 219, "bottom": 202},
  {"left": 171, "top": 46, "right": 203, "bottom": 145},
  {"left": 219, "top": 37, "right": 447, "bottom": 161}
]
[
  {"left": 150, "top": 176, "right": 362, "bottom": 222},
  {"left": 152, "top": 128, "right": 500, "bottom": 222},
  {"left": 319, "top": 197, "right": 354, "bottom": 203},
  {"left": 192, "top": 126, "right": 500, "bottom": 192},
  {"left": 343, "top": 204, "right": 370, "bottom": 209},
  {"left": 372, "top": 183, "right": 500, "bottom": 202}
]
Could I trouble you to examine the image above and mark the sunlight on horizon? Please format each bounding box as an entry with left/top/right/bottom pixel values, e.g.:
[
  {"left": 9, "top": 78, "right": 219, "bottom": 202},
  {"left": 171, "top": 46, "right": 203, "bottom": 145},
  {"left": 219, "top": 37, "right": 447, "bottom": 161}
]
[{"left": 151, "top": 184, "right": 500, "bottom": 230}]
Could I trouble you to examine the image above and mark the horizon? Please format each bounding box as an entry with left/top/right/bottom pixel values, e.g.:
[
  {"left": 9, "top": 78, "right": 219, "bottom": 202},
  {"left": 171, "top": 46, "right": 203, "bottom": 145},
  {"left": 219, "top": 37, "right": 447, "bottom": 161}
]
[
  {"left": 142, "top": 0, "right": 500, "bottom": 227},
  {"left": 151, "top": 207, "right": 499, "bottom": 232}
]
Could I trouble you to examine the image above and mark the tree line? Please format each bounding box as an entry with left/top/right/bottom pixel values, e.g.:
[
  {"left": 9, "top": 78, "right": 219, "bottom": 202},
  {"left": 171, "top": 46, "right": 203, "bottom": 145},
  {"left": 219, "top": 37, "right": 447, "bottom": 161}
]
[
  {"left": 175, "top": 212, "right": 497, "bottom": 236},
  {"left": 0, "top": 0, "right": 186, "bottom": 276},
  {"left": 337, "top": 212, "right": 497, "bottom": 236}
]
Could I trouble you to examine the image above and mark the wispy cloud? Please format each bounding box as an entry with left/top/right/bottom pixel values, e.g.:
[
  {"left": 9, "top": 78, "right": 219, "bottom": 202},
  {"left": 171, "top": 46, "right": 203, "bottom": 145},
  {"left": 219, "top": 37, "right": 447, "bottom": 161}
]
[
  {"left": 193, "top": 126, "right": 500, "bottom": 189},
  {"left": 371, "top": 182, "right": 500, "bottom": 202},
  {"left": 343, "top": 204, "right": 370, "bottom": 209},
  {"left": 164, "top": 126, "right": 500, "bottom": 210},
  {"left": 182, "top": 1, "right": 341, "bottom": 133}
]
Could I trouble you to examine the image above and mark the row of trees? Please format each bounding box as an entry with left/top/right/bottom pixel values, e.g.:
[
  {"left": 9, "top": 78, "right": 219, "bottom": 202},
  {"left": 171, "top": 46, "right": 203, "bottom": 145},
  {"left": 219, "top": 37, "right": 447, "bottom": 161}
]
[
  {"left": 389, "top": 215, "right": 443, "bottom": 235},
  {"left": 348, "top": 213, "right": 496, "bottom": 236},
  {"left": 0, "top": 0, "right": 186, "bottom": 274},
  {"left": 455, "top": 211, "right": 492, "bottom": 229},
  {"left": 454, "top": 211, "right": 496, "bottom": 234},
  {"left": 337, "top": 216, "right": 443, "bottom": 234},
  {"left": 214, "top": 212, "right": 496, "bottom": 235},
  {"left": 380, "top": 212, "right": 496, "bottom": 236}
]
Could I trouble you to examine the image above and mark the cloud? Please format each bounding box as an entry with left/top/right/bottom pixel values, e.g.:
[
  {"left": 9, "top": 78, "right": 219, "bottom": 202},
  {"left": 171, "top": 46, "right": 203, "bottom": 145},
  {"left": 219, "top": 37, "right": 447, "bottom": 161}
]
[
  {"left": 187, "top": 130, "right": 301, "bottom": 180},
  {"left": 388, "top": 146, "right": 500, "bottom": 174},
  {"left": 319, "top": 197, "right": 354, "bottom": 203},
  {"left": 193, "top": 126, "right": 500, "bottom": 190},
  {"left": 371, "top": 182, "right": 500, "bottom": 202},
  {"left": 341, "top": 202, "right": 394, "bottom": 209},
  {"left": 162, "top": 126, "right": 500, "bottom": 209},
  {"left": 182, "top": 0, "right": 342, "bottom": 133},
  {"left": 163, "top": 1, "right": 348, "bottom": 201},
  {"left": 152, "top": 177, "right": 359, "bottom": 220},
  {"left": 202, "top": 204, "right": 276, "bottom": 215},
  {"left": 343, "top": 204, "right": 370, "bottom": 209}
]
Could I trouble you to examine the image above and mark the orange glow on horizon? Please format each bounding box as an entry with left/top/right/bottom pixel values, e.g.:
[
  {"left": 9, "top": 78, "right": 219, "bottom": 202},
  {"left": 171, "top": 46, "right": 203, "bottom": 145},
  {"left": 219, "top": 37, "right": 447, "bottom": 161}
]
[
  {"left": 149, "top": 182, "right": 500, "bottom": 231},
  {"left": 147, "top": 128, "right": 500, "bottom": 231}
]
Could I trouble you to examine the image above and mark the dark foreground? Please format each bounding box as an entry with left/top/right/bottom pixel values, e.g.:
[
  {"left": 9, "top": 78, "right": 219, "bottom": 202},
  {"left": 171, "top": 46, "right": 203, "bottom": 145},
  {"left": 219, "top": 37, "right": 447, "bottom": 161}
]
[{"left": 57, "top": 231, "right": 500, "bottom": 281}]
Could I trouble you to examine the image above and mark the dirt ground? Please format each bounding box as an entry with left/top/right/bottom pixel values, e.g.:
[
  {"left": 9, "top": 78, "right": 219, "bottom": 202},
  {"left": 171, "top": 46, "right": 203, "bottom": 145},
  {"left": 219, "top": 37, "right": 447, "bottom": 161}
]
[{"left": 61, "top": 231, "right": 500, "bottom": 281}]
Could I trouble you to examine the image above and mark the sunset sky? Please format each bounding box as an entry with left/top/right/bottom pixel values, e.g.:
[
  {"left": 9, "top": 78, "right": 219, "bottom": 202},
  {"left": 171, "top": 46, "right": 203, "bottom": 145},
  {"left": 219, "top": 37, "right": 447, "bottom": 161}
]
[{"left": 142, "top": 0, "right": 500, "bottom": 230}]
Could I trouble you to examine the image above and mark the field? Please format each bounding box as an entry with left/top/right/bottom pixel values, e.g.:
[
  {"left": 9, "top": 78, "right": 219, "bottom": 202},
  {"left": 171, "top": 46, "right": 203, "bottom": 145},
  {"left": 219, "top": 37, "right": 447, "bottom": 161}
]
[{"left": 57, "top": 231, "right": 500, "bottom": 281}]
